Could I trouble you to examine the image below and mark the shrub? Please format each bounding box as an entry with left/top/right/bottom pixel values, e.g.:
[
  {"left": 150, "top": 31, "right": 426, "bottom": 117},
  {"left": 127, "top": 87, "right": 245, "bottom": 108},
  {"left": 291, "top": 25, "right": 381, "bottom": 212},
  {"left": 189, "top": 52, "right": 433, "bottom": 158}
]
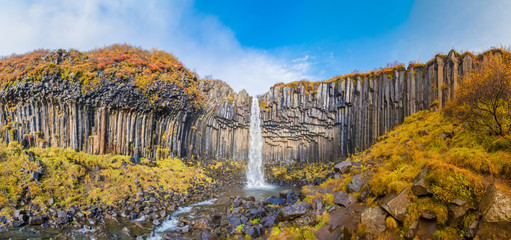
[{"left": 445, "top": 54, "right": 511, "bottom": 136}]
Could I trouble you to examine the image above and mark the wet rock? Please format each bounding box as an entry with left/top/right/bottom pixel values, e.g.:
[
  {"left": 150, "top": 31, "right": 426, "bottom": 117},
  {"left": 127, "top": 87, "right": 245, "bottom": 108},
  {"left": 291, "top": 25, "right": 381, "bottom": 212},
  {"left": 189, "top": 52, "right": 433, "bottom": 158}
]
[
  {"left": 265, "top": 196, "right": 285, "bottom": 206},
  {"left": 347, "top": 174, "right": 363, "bottom": 193},
  {"left": 48, "top": 198, "right": 55, "bottom": 205},
  {"left": 279, "top": 202, "right": 310, "bottom": 220},
  {"left": 28, "top": 216, "right": 44, "bottom": 225},
  {"left": 333, "top": 192, "right": 356, "bottom": 207},
  {"left": 360, "top": 207, "right": 387, "bottom": 233},
  {"left": 334, "top": 161, "right": 352, "bottom": 174},
  {"left": 153, "top": 219, "right": 161, "bottom": 226},
  {"left": 381, "top": 187, "right": 411, "bottom": 222},
  {"left": 149, "top": 197, "right": 157, "bottom": 203}
]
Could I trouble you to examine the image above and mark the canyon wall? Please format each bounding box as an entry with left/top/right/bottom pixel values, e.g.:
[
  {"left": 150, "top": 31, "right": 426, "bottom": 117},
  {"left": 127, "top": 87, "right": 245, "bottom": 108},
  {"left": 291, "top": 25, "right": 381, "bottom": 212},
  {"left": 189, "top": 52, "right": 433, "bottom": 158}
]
[
  {"left": 0, "top": 76, "right": 251, "bottom": 161},
  {"left": 0, "top": 49, "right": 500, "bottom": 163}
]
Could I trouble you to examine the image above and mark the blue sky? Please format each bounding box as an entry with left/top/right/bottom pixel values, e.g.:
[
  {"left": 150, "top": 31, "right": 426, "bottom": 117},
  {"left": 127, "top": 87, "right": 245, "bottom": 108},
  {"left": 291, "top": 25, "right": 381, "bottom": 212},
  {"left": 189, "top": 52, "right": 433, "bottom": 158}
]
[{"left": 0, "top": 0, "right": 510, "bottom": 95}]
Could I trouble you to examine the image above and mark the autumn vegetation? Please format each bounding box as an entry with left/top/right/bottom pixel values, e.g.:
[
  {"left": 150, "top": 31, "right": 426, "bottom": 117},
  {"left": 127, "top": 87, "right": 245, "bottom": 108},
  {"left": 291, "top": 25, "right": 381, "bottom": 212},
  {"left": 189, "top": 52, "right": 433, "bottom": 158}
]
[
  {"left": 0, "top": 142, "right": 213, "bottom": 218},
  {"left": 0, "top": 44, "right": 204, "bottom": 108},
  {"left": 446, "top": 54, "right": 511, "bottom": 136}
]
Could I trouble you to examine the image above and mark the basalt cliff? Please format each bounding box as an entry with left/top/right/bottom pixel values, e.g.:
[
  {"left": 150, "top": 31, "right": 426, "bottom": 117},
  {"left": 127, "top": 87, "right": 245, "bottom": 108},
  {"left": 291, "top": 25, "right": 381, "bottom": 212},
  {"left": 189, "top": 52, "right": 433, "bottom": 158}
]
[{"left": 0, "top": 45, "right": 504, "bottom": 164}]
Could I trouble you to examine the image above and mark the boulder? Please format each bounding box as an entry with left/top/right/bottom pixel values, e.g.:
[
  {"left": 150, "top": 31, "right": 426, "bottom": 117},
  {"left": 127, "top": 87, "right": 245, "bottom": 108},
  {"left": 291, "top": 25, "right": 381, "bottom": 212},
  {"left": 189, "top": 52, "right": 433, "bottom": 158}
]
[
  {"left": 279, "top": 202, "right": 310, "bottom": 220},
  {"left": 360, "top": 207, "right": 387, "bottom": 233},
  {"left": 334, "top": 161, "right": 352, "bottom": 174},
  {"left": 479, "top": 183, "right": 511, "bottom": 235},
  {"left": 381, "top": 187, "right": 411, "bottom": 222},
  {"left": 279, "top": 189, "right": 292, "bottom": 198},
  {"left": 242, "top": 224, "right": 263, "bottom": 238},
  {"left": 347, "top": 174, "right": 364, "bottom": 193},
  {"left": 480, "top": 183, "right": 511, "bottom": 223},
  {"left": 57, "top": 211, "right": 68, "bottom": 224},
  {"left": 28, "top": 216, "right": 44, "bottom": 225},
  {"left": 411, "top": 168, "right": 432, "bottom": 196},
  {"left": 333, "top": 192, "right": 356, "bottom": 207},
  {"left": 30, "top": 171, "right": 41, "bottom": 181},
  {"left": 229, "top": 217, "right": 242, "bottom": 227}
]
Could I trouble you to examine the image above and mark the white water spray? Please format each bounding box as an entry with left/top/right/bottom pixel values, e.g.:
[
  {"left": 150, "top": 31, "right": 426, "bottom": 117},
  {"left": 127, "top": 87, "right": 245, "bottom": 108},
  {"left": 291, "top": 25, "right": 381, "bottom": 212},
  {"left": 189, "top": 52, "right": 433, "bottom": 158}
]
[{"left": 246, "top": 97, "right": 272, "bottom": 189}]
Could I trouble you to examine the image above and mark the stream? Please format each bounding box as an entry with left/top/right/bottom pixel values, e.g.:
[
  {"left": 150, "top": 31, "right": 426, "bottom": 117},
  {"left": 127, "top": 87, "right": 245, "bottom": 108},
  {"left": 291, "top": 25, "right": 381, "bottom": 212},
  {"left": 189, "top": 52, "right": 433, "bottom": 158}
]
[{"left": 0, "top": 185, "right": 291, "bottom": 239}]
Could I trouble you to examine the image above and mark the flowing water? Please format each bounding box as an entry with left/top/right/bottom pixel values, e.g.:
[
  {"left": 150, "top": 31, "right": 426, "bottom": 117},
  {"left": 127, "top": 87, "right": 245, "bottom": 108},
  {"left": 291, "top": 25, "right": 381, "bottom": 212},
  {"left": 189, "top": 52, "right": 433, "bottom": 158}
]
[{"left": 246, "top": 97, "right": 273, "bottom": 189}]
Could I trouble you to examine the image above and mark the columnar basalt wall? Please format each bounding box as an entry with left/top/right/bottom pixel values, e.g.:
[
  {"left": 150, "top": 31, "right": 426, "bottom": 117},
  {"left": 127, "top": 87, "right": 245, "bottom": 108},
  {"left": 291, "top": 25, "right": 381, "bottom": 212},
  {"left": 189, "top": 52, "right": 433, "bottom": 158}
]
[
  {"left": 259, "top": 50, "right": 477, "bottom": 164},
  {"left": 0, "top": 49, "right": 502, "bottom": 164},
  {"left": 0, "top": 79, "right": 251, "bottom": 161}
]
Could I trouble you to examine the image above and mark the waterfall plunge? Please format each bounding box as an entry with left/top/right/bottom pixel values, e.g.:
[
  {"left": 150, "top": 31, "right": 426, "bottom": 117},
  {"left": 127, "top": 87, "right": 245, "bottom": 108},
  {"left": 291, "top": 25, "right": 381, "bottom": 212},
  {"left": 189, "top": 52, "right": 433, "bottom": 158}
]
[{"left": 246, "top": 97, "right": 272, "bottom": 189}]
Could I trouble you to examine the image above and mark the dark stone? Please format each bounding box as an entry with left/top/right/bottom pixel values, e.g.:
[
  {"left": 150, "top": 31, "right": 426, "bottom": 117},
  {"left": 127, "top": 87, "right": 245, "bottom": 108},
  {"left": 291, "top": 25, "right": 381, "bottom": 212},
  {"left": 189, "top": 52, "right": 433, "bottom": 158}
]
[
  {"left": 30, "top": 171, "right": 41, "bottom": 181},
  {"left": 265, "top": 196, "right": 285, "bottom": 205},
  {"left": 243, "top": 224, "right": 263, "bottom": 238},
  {"left": 334, "top": 192, "right": 356, "bottom": 207},
  {"left": 279, "top": 202, "right": 310, "bottom": 220},
  {"left": 14, "top": 210, "right": 27, "bottom": 221},
  {"left": 12, "top": 221, "right": 25, "bottom": 227},
  {"left": 28, "top": 216, "right": 44, "bottom": 225},
  {"left": 347, "top": 174, "right": 363, "bottom": 193},
  {"left": 229, "top": 217, "right": 242, "bottom": 227},
  {"left": 262, "top": 215, "right": 276, "bottom": 228},
  {"left": 381, "top": 187, "right": 411, "bottom": 222},
  {"left": 412, "top": 168, "right": 432, "bottom": 196},
  {"left": 279, "top": 189, "right": 292, "bottom": 199},
  {"left": 57, "top": 211, "right": 68, "bottom": 224},
  {"left": 149, "top": 197, "right": 157, "bottom": 203},
  {"left": 406, "top": 220, "right": 419, "bottom": 238},
  {"left": 465, "top": 219, "right": 479, "bottom": 238},
  {"left": 361, "top": 207, "right": 387, "bottom": 233}
]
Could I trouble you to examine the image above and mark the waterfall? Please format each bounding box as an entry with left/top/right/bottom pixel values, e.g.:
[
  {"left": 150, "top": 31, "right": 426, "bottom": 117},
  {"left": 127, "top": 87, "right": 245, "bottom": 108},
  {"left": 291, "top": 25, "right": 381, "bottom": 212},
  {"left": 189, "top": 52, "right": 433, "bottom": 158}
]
[{"left": 246, "top": 97, "right": 271, "bottom": 189}]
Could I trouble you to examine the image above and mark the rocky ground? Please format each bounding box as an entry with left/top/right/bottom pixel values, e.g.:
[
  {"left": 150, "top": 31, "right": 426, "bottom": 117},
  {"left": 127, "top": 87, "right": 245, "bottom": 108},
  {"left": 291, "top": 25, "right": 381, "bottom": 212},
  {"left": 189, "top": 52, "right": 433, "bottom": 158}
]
[{"left": 1, "top": 110, "right": 511, "bottom": 239}]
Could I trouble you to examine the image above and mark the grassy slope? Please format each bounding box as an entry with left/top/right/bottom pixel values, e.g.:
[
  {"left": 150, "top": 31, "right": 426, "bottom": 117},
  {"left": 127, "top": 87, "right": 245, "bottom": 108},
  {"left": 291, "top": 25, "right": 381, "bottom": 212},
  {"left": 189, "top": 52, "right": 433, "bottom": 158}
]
[
  {"left": 0, "top": 141, "right": 212, "bottom": 218},
  {"left": 270, "top": 110, "right": 511, "bottom": 239}
]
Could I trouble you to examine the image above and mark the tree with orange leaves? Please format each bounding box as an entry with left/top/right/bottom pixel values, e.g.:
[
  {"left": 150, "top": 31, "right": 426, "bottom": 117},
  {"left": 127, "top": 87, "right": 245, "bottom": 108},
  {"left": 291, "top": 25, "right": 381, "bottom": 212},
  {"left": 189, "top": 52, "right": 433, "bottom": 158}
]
[{"left": 445, "top": 54, "right": 511, "bottom": 136}]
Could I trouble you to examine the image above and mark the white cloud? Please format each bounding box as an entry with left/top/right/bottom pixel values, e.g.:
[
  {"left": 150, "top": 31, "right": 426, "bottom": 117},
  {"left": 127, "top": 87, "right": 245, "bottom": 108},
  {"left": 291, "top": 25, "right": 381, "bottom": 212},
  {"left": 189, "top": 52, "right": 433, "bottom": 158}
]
[{"left": 0, "top": 0, "right": 312, "bottom": 95}]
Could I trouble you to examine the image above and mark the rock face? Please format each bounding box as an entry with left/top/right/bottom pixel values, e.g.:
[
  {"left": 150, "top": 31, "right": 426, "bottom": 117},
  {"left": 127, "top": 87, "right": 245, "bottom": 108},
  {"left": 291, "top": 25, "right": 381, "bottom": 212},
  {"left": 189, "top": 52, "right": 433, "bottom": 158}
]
[
  {"left": 480, "top": 183, "right": 511, "bottom": 224},
  {"left": 0, "top": 49, "right": 498, "bottom": 164},
  {"left": 259, "top": 50, "right": 477, "bottom": 163},
  {"left": 0, "top": 78, "right": 251, "bottom": 161}
]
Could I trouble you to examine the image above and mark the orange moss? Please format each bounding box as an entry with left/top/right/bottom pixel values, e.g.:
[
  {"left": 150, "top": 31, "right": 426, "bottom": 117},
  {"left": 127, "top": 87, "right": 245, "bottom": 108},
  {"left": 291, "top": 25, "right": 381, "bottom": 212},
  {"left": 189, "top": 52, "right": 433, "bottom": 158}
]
[{"left": 0, "top": 44, "right": 204, "bottom": 107}]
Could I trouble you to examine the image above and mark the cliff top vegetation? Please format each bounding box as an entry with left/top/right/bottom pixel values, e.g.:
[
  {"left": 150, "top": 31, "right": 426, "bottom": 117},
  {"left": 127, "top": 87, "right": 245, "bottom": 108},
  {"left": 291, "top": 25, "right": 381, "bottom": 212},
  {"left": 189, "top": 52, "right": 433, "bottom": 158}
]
[
  {"left": 0, "top": 44, "right": 204, "bottom": 109},
  {"left": 270, "top": 48, "right": 511, "bottom": 94}
]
